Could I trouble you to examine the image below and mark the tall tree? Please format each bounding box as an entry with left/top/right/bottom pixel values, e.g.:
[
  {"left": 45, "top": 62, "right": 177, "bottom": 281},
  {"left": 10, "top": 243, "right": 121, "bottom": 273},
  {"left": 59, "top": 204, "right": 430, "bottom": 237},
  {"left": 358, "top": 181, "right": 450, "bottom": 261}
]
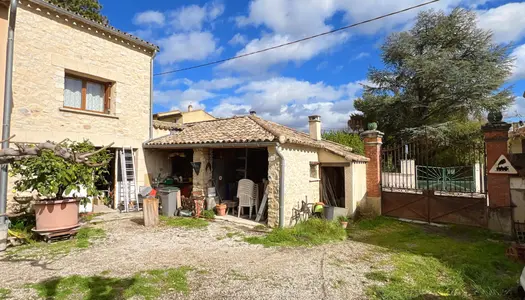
[
  {"left": 354, "top": 8, "right": 515, "bottom": 137},
  {"left": 48, "top": 0, "right": 107, "bottom": 24}
]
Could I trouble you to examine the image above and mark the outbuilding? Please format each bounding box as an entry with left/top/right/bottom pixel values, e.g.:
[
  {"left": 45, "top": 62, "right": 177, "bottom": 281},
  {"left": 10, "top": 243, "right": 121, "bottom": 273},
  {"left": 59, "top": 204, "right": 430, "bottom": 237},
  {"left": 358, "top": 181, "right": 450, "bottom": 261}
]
[{"left": 144, "top": 114, "right": 368, "bottom": 227}]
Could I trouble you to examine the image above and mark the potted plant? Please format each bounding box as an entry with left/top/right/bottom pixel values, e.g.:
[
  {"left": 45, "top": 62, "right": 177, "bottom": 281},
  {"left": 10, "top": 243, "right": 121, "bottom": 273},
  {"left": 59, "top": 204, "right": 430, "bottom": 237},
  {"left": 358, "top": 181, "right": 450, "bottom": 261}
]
[
  {"left": 10, "top": 140, "right": 111, "bottom": 233},
  {"left": 216, "top": 203, "right": 227, "bottom": 216},
  {"left": 338, "top": 216, "right": 350, "bottom": 229}
]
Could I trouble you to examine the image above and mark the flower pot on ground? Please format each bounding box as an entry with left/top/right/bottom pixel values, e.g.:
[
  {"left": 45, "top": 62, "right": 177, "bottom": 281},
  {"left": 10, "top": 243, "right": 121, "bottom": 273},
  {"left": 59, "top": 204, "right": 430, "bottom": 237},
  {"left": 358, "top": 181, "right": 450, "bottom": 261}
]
[
  {"left": 216, "top": 203, "right": 227, "bottom": 216},
  {"left": 337, "top": 216, "right": 350, "bottom": 229},
  {"left": 10, "top": 140, "right": 111, "bottom": 233}
]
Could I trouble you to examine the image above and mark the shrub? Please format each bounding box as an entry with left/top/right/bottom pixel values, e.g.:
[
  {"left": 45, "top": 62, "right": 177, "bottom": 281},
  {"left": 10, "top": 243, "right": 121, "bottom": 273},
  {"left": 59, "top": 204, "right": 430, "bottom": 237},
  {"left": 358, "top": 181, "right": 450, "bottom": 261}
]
[
  {"left": 322, "top": 130, "right": 364, "bottom": 155},
  {"left": 10, "top": 140, "right": 111, "bottom": 200}
]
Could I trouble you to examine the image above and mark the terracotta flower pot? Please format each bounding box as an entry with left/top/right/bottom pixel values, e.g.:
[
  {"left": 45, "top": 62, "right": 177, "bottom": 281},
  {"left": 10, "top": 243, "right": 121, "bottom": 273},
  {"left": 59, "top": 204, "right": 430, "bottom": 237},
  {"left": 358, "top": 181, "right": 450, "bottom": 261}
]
[
  {"left": 340, "top": 221, "right": 348, "bottom": 229},
  {"left": 216, "top": 203, "right": 227, "bottom": 216},
  {"left": 33, "top": 199, "right": 80, "bottom": 232}
]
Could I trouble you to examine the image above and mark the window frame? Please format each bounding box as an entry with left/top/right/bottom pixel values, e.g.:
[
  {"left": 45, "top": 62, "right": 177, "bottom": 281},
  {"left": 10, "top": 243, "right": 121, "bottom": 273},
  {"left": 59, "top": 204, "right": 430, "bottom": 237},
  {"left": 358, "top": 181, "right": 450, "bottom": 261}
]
[{"left": 64, "top": 74, "right": 112, "bottom": 114}]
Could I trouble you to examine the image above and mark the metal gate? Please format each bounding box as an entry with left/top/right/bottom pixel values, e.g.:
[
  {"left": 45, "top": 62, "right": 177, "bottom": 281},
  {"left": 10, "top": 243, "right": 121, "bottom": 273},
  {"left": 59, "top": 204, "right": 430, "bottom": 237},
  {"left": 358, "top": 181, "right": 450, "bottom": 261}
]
[{"left": 381, "top": 134, "right": 488, "bottom": 227}]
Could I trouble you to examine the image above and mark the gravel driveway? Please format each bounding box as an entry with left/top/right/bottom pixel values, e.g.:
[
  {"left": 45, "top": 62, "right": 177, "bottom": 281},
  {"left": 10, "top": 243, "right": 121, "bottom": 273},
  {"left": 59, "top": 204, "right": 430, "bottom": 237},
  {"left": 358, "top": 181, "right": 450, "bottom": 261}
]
[{"left": 0, "top": 218, "right": 381, "bottom": 300}]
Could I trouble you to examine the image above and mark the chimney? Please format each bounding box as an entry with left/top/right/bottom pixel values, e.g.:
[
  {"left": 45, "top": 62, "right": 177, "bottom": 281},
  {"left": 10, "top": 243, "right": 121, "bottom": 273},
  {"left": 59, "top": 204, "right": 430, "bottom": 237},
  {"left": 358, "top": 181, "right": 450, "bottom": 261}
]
[
  {"left": 308, "top": 115, "right": 321, "bottom": 141},
  {"left": 188, "top": 105, "right": 193, "bottom": 112}
]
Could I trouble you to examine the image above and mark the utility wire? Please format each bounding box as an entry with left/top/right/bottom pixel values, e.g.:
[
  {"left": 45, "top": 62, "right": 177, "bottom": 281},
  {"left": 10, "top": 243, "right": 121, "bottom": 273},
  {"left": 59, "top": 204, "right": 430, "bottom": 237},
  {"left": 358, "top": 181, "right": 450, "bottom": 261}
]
[{"left": 154, "top": 0, "right": 440, "bottom": 76}]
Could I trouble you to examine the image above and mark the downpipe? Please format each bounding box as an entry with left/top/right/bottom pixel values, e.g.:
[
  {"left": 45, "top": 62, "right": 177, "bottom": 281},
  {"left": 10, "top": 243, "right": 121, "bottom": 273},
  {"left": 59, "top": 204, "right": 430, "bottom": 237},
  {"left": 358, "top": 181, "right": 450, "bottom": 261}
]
[
  {"left": 0, "top": 0, "right": 18, "bottom": 252},
  {"left": 149, "top": 51, "right": 157, "bottom": 140},
  {"left": 275, "top": 144, "right": 285, "bottom": 228}
]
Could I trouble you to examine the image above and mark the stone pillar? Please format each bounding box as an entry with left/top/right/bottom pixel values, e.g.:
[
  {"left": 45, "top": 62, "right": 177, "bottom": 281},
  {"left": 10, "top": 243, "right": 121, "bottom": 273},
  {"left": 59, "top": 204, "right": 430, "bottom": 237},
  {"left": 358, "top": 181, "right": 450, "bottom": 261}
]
[
  {"left": 267, "top": 146, "right": 280, "bottom": 228},
  {"left": 192, "top": 148, "right": 211, "bottom": 197},
  {"left": 482, "top": 119, "right": 513, "bottom": 234},
  {"left": 360, "top": 130, "right": 384, "bottom": 198}
]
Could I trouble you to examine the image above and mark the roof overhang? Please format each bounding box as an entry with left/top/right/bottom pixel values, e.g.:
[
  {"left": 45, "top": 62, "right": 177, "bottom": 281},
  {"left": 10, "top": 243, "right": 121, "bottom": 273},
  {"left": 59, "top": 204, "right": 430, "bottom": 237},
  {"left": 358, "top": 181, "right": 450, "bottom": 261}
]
[{"left": 143, "top": 141, "right": 277, "bottom": 149}]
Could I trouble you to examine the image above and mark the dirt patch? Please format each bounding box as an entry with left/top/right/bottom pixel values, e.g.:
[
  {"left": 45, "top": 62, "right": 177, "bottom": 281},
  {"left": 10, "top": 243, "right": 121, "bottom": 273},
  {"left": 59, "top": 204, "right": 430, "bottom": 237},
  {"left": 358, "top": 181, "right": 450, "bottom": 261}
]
[{"left": 0, "top": 218, "right": 377, "bottom": 300}]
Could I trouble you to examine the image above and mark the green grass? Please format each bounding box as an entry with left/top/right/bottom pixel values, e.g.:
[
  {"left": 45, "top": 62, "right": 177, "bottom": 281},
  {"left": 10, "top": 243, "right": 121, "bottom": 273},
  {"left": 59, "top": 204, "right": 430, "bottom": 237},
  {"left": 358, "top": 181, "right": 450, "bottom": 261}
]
[
  {"left": 31, "top": 267, "right": 191, "bottom": 300},
  {"left": 245, "top": 218, "right": 346, "bottom": 247},
  {"left": 80, "top": 212, "right": 104, "bottom": 222},
  {"left": 6, "top": 227, "right": 105, "bottom": 260},
  {"left": 202, "top": 210, "right": 215, "bottom": 220},
  {"left": 349, "top": 217, "right": 522, "bottom": 299},
  {"left": 160, "top": 216, "right": 209, "bottom": 228},
  {"left": 0, "top": 288, "right": 10, "bottom": 299}
]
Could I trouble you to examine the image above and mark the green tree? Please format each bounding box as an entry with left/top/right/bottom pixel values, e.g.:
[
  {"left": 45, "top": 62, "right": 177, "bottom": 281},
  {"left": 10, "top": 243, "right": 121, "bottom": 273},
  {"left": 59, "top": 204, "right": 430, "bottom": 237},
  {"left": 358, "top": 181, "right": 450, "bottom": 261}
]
[
  {"left": 354, "top": 8, "right": 515, "bottom": 137},
  {"left": 48, "top": 0, "right": 107, "bottom": 24},
  {"left": 322, "top": 130, "right": 364, "bottom": 155}
]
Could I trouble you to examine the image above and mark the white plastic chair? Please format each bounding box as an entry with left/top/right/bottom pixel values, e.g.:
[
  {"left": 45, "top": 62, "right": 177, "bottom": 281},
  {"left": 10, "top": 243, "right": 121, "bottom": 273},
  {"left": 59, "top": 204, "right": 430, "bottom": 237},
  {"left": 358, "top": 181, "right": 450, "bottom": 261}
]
[{"left": 237, "top": 179, "right": 255, "bottom": 219}]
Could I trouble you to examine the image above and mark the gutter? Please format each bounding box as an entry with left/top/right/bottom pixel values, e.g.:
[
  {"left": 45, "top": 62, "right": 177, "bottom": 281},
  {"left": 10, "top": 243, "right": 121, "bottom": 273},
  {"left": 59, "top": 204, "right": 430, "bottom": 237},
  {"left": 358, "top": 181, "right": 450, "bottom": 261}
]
[
  {"left": 149, "top": 50, "right": 157, "bottom": 140},
  {"left": 275, "top": 144, "right": 285, "bottom": 228},
  {"left": 0, "top": 0, "right": 18, "bottom": 245},
  {"left": 143, "top": 141, "right": 277, "bottom": 149}
]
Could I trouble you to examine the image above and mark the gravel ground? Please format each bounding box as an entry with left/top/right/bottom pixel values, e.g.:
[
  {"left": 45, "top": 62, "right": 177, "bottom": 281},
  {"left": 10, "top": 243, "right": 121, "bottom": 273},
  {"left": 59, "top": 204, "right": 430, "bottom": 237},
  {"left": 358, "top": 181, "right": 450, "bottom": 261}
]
[{"left": 0, "top": 218, "right": 382, "bottom": 300}]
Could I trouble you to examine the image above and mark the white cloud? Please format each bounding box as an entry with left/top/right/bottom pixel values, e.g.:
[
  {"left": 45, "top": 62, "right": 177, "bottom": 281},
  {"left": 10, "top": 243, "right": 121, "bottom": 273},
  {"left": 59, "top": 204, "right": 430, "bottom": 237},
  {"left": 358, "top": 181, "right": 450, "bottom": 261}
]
[
  {"left": 158, "top": 76, "right": 367, "bottom": 130},
  {"left": 511, "top": 44, "right": 525, "bottom": 81},
  {"left": 169, "top": 1, "right": 225, "bottom": 31},
  {"left": 133, "top": 10, "right": 165, "bottom": 26},
  {"left": 207, "top": 1, "right": 225, "bottom": 20},
  {"left": 218, "top": 32, "right": 348, "bottom": 73},
  {"left": 221, "top": 0, "right": 502, "bottom": 73},
  {"left": 352, "top": 52, "right": 370, "bottom": 60},
  {"left": 228, "top": 33, "right": 248, "bottom": 46},
  {"left": 316, "top": 61, "right": 328, "bottom": 71},
  {"left": 154, "top": 88, "right": 215, "bottom": 111},
  {"left": 192, "top": 78, "right": 245, "bottom": 90},
  {"left": 477, "top": 2, "right": 525, "bottom": 44},
  {"left": 505, "top": 96, "right": 525, "bottom": 118},
  {"left": 156, "top": 32, "right": 218, "bottom": 65}
]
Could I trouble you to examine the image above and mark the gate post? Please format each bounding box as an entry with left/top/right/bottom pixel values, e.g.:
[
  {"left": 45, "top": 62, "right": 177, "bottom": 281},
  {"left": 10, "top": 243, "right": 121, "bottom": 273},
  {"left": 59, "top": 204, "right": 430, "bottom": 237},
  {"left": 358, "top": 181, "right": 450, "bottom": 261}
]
[
  {"left": 482, "top": 117, "right": 512, "bottom": 234},
  {"left": 361, "top": 129, "right": 384, "bottom": 215}
]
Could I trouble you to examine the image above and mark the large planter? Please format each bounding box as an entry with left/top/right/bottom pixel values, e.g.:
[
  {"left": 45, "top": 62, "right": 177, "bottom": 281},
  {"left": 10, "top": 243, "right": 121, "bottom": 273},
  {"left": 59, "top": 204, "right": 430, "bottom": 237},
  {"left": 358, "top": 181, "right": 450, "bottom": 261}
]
[{"left": 33, "top": 199, "right": 80, "bottom": 232}]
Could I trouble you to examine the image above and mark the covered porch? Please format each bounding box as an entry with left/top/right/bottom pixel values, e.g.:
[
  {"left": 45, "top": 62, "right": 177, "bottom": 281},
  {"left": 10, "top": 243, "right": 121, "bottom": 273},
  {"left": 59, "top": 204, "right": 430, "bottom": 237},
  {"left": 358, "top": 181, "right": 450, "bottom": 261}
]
[{"left": 144, "top": 142, "right": 275, "bottom": 225}]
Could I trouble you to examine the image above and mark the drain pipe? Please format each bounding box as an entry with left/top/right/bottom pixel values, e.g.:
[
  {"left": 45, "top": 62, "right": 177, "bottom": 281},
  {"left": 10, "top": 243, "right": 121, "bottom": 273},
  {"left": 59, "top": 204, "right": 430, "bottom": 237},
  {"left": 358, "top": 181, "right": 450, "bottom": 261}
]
[
  {"left": 275, "top": 143, "right": 285, "bottom": 228},
  {"left": 0, "top": 0, "right": 18, "bottom": 251},
  {"left": 149, "top": 50, "right": 157, "bottom": 139}
]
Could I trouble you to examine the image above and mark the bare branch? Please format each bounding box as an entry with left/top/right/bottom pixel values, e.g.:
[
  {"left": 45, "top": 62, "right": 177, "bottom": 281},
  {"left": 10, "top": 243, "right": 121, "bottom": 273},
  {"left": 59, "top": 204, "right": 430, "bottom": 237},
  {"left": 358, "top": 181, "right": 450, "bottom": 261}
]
[
  {"left": 0, "top": 135, "right": 15, "bottom": 144},
  {"left": 0, "top": 140, "right": 113, "bottom": 166}
]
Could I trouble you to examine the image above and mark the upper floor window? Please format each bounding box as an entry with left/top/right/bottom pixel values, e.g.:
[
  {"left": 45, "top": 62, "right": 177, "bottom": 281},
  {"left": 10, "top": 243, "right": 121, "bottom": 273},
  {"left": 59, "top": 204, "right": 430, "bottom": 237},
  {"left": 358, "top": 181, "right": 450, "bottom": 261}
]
[{"left": 64, "top": 75, "right": 111, "bottom": 113}]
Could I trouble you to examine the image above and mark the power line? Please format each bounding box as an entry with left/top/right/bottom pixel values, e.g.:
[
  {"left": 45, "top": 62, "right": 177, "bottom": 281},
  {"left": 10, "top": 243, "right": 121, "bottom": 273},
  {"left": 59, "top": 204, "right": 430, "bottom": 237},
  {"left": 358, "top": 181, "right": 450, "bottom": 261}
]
[{"left": 154, "top": 0, "right": 439, "bottom": 76}]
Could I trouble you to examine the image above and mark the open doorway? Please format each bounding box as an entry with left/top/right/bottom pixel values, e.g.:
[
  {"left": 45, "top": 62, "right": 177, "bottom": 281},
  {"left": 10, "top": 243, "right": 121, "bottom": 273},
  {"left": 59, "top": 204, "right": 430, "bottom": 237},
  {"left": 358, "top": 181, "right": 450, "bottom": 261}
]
[
  {"left": 212, "top": 147, "right": 269, "bottom": 222},
  {"left": 321, "top": 166, "right": 345, "bottom": 208}
]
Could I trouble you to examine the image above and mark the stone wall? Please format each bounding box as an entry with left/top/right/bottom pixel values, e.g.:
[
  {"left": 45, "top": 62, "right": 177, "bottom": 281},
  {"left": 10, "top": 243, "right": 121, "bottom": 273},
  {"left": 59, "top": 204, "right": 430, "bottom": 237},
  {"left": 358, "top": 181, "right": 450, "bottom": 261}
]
[{"left": 3, "top": 5, "right": 153, "bottom": 211}]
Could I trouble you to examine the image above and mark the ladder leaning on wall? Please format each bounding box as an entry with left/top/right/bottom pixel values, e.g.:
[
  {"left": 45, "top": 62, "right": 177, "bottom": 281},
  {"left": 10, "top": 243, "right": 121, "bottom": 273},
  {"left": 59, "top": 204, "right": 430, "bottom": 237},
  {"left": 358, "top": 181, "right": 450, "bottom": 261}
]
[{"left": 118, "top": 147, "right": 139, "bottom": 212}]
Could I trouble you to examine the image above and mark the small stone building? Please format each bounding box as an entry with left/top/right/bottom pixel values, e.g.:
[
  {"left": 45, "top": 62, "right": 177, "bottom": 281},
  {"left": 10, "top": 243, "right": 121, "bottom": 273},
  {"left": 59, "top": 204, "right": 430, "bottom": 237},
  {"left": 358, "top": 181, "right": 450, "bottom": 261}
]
[{"left": 144, "top": 114, "right": 368, "bottom": 227}]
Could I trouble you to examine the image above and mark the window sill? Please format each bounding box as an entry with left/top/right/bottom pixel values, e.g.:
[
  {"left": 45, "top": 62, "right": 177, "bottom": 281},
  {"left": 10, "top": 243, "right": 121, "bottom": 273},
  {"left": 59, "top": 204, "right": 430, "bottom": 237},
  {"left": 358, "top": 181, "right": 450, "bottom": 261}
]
[
  {"left": 309, "top": 178, "right": 321, "bottom": 182},
  {"left": 59, "top": 107, "right": 119, "bottom": 119}
]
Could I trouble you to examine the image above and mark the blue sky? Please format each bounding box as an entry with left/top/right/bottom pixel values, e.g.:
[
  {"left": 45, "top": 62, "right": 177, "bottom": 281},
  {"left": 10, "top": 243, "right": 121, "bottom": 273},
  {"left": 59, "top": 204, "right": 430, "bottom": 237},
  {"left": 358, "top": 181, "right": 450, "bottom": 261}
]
[{"left": 101, "top": 0, "right": 525, "bottom": 130}]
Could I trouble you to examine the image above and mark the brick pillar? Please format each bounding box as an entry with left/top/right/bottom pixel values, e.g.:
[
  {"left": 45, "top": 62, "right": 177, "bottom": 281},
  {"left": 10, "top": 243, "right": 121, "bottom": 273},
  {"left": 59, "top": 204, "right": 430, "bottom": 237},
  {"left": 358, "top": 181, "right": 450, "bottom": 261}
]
[
  {"left": 360, "top": 130, "right": 384, "bottom": 199},
  {"left": 482, "top": 121, "right": 513, "bottom": 234}
]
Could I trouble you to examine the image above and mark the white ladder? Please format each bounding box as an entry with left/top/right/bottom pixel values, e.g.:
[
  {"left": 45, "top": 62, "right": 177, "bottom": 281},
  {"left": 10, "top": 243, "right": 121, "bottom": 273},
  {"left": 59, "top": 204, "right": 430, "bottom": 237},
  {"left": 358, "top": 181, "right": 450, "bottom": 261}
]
[{"left": 119, "top": 147, "right": 138, "bottom": 212}]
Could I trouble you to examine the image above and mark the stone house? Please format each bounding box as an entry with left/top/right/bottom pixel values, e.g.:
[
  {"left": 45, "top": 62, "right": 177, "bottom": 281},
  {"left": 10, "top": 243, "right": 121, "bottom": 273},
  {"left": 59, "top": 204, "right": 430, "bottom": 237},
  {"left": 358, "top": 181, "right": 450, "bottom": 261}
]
[
  {"left": 0, "top": 0, "right": 158, "bottom": 211},
  {"left": 144, "top": 114, "right": 369, "bottom": 227},
  {"left": 152, "top": 106, "right": 216, "bottom": 139}
]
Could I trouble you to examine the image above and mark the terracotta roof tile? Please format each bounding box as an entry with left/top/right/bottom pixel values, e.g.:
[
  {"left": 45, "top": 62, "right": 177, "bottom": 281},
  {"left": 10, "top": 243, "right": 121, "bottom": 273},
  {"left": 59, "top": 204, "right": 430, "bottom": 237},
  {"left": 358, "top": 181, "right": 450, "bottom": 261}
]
[
  {"left": 152, "top": 120, "right": 186, "bottom": 131},
  {"left": 148, "top": 116, "right": 275, "bottom": 145},
  {"left": 146, "top": 115, "right": 368, "bottom": 162}
]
